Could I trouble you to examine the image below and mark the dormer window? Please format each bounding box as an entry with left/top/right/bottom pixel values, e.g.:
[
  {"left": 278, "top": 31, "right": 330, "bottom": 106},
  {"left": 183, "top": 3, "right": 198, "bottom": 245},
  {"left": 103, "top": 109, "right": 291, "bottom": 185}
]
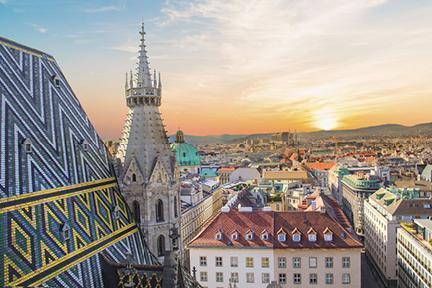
[
  {"left": 22, "top": 138, "right": 32, "bottom": 154},
  {"left": 277, "top": 233, "right": 286, "bottom": 242},
  {"left": 323, "top": 227, "right": 333, "bottom": 242},
  {"left": 292, "top": 228, "right": 301, "bottom": 242},
  {"left": 80, "top": 139, "right": 89, "bottom": 152},
  {"left": 261, "top": 230, "right": 269, "bottom": 240},
  {"left": 51, "top": 75, "right": 61, "bottom": 88},
  {"left": 245, "top": 230, "right": 253, "bottom": 241},
  {"left": 113, "top": 205, "right": 121, "bottom": 220},
  {"left": 61, "top": 223, "right": 71, "bottom": 241},
  {"left": 215, "top": 231, "right": 223, "bottom": 240},
  {"left": 308, "top": 228, "right": 317, "bottom": 242},
  {"left": 231, "top": 231, "right": 239, "bottom": 241}
]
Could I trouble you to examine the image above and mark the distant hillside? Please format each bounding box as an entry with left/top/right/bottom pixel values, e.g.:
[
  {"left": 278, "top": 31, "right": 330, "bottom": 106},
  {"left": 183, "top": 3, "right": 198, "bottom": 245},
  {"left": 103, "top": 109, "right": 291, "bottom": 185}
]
[{"left": 174, "top": 122, "right": 432, "bottom": 145}]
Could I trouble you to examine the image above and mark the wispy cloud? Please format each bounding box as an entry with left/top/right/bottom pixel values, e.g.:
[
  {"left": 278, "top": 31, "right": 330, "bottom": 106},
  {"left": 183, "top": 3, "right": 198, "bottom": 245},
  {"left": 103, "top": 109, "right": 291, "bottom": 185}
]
[
  {"left": 84, "top": 5, "right": 123, "bottom": 13},
  {"left": 155, "top": 0, "right": 432, "bottom": 132},
  {"left": 31, "top": 23, "right": 47, "bottom": 33},
  {"left": 0, "top": 0, "right": 6, "bottom": 5}
]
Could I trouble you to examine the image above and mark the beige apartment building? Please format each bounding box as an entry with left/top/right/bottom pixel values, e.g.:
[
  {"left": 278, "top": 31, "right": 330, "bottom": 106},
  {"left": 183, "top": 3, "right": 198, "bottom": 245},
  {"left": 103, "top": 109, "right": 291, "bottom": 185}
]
[{"left": 188, "top": 209, "right": 362, "bottom": 288}]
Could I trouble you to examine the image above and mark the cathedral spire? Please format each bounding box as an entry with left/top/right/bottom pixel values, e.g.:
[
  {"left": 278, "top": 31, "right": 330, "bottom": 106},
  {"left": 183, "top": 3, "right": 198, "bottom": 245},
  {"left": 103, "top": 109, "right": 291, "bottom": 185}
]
[{"left": 137, "top": 22, "right": 152, "bottom": 88}]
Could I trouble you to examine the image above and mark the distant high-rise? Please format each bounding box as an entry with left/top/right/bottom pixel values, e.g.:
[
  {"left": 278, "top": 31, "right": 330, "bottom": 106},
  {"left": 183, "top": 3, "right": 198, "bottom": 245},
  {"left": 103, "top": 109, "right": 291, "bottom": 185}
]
[{"left": 116, "top": 23, "right": 181, "bottom": 259}]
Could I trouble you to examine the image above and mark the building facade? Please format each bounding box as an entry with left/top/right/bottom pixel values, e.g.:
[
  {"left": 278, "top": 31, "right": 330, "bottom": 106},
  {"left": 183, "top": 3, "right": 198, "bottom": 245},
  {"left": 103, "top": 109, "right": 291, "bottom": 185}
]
[
  {"left": 397, "top": 220, "right": 432, "bottom": 288},
  {"left": 364, "top": 187, "right": 432, "bottom": 287},
  {"left": 115, "top": 24, "right": 181, "bottom": 259},
  {"left": 341, "top": 174, "right": 381, "bottom": 235},
  {"left": 189, "top": 209, "right": 362, "bottom": 288}
]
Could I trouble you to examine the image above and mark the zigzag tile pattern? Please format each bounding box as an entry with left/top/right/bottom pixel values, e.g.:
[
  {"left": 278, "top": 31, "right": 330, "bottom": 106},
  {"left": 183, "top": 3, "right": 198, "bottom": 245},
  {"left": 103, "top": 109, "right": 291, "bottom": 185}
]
[{"left": 0, "top": 37, "right": 158, "bottom": 288}]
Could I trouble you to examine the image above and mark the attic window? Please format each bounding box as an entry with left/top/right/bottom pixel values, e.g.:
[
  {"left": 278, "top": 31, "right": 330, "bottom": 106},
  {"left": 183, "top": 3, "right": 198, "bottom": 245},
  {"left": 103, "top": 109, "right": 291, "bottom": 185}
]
[
  {"left": 215, "top": 231, "right": 223, "bottom": 240},
  {"left": 231, "top": 231, "right": 239, "bottom": 241},
  {"left": 292, "top": 229, "right": 301, "bottom": 242},
  {"left": 51, "top": 75, "right": 61, "bottom": 88},
  {"left": 277, "top": 233, "right": 286, "bottom": 242},
  {"left": 22, "top": 138, "right": 32, "bottom": 154},
  {"left": 324, "top": 228, "right": 333, "bottom": 242},
  {"left": 261, "top": 231, "right": 269, "bottom": 240},
  {"left": 308, "top": 228, "right": 317, "bottom": 242},
  {"left": 245, "top": 231, "right": 253, "bottom": 241},
  {"left": 113, "top": 205, "right": 121, "bottom": 220},
  {"left": 80, "top": 139, "right": 89, "bottom": 152},
  {"left": 61, "top": 223, "right": 71, "bottom": 241}
]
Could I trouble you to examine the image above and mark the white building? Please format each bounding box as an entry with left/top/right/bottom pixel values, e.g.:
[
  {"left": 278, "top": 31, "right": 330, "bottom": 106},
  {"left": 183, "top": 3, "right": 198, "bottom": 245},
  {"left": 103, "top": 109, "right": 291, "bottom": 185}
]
[
  {"left": 397, "top": 219, "right": 432, "bottom": 288},
  {"left": 364, "top": 187, "right": 432, "bottom": 287},
  {"left": 189, "top": 209, "right": 362, "bottom": 288}
]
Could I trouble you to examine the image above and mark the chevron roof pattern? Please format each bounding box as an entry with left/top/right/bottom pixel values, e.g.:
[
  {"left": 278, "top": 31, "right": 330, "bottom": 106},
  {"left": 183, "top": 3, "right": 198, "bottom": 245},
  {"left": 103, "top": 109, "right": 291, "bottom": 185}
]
[{"left": 0, "top": 36, "right": 159, "bottom": 288}]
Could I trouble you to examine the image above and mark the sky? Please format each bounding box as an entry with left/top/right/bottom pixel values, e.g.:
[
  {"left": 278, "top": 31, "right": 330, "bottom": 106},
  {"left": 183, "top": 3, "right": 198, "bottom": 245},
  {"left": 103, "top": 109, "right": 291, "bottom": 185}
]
[{"left": 1, "top": 0, "right": 432, "bottom": 139}]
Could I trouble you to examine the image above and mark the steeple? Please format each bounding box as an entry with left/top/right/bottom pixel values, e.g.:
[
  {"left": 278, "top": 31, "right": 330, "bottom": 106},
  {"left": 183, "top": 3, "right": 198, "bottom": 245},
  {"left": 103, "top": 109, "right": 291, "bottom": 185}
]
[{"left": 137, "top": 22, "right": 152, "bottom": 88}]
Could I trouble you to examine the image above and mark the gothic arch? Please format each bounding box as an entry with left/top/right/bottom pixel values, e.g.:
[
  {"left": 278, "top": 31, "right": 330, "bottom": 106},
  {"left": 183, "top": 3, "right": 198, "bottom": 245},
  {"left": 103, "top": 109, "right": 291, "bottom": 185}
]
[
  {"left": 156, "top": 199, "right": 164, "bottom": 222},
  {"left": 157, "top": 234, "right": 165, "bottom": 257}
]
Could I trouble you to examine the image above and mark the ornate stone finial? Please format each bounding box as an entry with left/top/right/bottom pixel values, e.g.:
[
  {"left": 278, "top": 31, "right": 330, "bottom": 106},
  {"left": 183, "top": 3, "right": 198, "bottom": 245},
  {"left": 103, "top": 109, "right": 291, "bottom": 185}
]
[
  {"left": 153, "top": 69, "right": 157, "bottom": 87},
  {"left": 137, "top": 22, "right": 152, "bottom": 87},
  {"left": 158, "top": 72, "right": 162, "bottom": 89},
  {"left": 125, "top": 72, "right": 128, "bottom": 90},
  {"left": 129, "top": 69, "right": 133, "bottom": 88}
]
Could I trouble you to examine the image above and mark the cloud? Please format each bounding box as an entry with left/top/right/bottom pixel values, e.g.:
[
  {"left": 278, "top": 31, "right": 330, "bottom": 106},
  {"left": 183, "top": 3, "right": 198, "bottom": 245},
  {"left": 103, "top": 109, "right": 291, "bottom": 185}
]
[
  {"left": 154, "top": 0, "right": 432, "bottom": 132},
  {"left": 0, "top": 0, "right": 6, "bottom": 5},
  {"left": 84, "top": 5, "right": 123, "bottom": 13},
  {"left": 31, "top": 24, "right": 47, "bottom": 33}
]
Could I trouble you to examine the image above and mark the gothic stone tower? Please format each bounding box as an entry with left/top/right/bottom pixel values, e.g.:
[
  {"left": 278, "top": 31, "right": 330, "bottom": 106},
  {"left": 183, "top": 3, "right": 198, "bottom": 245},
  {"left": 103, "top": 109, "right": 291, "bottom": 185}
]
[{"left": 116, "top": 23, "right": 181, "bottom": 260}]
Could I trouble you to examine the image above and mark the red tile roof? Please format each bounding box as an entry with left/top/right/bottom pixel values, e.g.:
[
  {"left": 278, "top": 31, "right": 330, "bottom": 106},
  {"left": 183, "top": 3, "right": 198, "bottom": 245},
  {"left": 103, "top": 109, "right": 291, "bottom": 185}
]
[
  {"left": 189, "top": 210, "right": 362, "bottom": 249},
  {"left": 305, "top": 162, "right": 336, "bottom": 171}
]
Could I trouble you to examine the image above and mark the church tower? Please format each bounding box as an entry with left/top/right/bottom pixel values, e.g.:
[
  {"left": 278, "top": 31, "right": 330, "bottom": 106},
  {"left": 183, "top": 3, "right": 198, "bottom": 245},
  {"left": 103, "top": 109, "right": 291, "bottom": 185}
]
[{"left": 116, "top": 23, "right": 181, "bottom": 260}]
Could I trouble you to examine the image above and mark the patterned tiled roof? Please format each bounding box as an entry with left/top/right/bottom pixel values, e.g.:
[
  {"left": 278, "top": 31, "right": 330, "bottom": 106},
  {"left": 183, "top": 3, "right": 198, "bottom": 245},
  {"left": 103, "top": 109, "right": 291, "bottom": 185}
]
[{"left": 189, "top": 210, "right": 362, "bottom": 249}]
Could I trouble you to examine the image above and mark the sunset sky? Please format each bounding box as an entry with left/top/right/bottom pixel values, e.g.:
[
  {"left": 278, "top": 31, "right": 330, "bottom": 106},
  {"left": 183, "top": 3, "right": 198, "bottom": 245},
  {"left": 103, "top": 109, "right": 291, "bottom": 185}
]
[{"left": 1, "top": 0, "right": 432, "bottom": 139}]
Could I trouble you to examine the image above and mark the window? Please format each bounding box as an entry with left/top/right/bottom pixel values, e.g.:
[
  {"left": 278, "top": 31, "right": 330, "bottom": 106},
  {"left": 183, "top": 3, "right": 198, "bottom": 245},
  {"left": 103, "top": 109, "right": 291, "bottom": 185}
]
[
  {"left": 230, "top": 272, "right": 238, "bottom": 283},
  {"left": 22, "top": 138, "right": 32, "bottom": 154},
  {"left": 342, "top": 273, "right": 351, "bottom": 284},
  {"left": 157, "top": 235, "right": 165, "bottom": 257},
  {"left": 246, "top": 257, "right": 254, "bottom": 268},
  {"left": 231, "top": 232, "right": 238, "bottom": 240},
  {"left": 308, "top": 233, "right": 317, "bottom": 242},
  {"left": 200, "top": 256, "right": 207, "bottom": 266},
  {"left": 278, "top": 257, "right": 286, "bottom": 268},
  {"left": 216, "top": 272, "right": 223, "bottom": 282},
  {"left": 261, "top": 257, "right": 269, "bottom": 268},
  {"left": 325, "top": 273, "right": 334, "bottom": 284},
  {"left": 279, "top": 273, "right": 286, "bottom": 284},
  {"left": 262, "top": 273, "right": 270, "bottom": 284},
  {"left": 293, "top": 273, "right": 301, "bottom": 284},
  {"left": 325, "top": 257, "right": 333, "bottom": 268},
  {"left": 293, "top": 257, "right": 301, "bottom": 268},
  {"left": 324, "top": 232, "right": 333, "bottom": 242},
  {"left": 215, "top": 256, "right": 223, "bottom": 267},
  {"left": 174, "top": 196, "right": 178, "bottom": 218},
  {"left": 278, "top": 233, "right": 286, "bottom": 242},
  {"left": 246, "top": 231, "right": 253, "bottom": 240},
  {"left": 113, "top": 205, "right": 120, "bottom": 220},
  {"left": 156, "top": 199, "right": 164, "bottom": 222},
  {"left": 200, "top": 272, "right": 208, "bottom": 282},
  {"left": 293, "top": 234, "right": 301, "bottom": 242},
  {"left": 246, "top": 273, "right": 255, "bottom": 283},
  {"left": 132, "top": 173, "right": 137, "bottom": 182},
  {"left": 215, "top": 232, "right": 223, "bottom": 240},
  {"left": 52, "top": 75, "right": 61, "bottom": 87},
  {"left": 309, "top": 273, "right": 318, "bottom": 285},
  {"left": 342, "top": 257, "right": 350, "bottom": 268},
  {"left": 132, "top": 201, "right": 140, "bottom": 224},
  {"left": 261, "top": 232, "right": 269, "bottom": 240},
  {"left": 230, "top": 256, "right": 238, "bottom": 267},
  {"left": 61, "top": 223, "right": 70, "bottom": 241},
  {"left": 309, "top": 257, "right": 317, "bottom": 268}
]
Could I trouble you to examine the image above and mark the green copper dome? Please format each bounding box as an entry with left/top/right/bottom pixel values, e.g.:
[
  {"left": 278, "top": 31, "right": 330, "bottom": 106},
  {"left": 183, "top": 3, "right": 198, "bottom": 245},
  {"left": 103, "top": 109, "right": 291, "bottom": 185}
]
[{"left": 171, "top": 130, "right": 201, "bottom": 167}]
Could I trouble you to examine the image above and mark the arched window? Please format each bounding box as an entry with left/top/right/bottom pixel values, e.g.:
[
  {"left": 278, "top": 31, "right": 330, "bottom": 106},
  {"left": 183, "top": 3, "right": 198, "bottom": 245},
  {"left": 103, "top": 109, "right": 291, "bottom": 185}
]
[
  {"left": 156, "top": 199, "right": 164, "bottom": 222},
  {"left": 174, "top": 196, "right": 178, "bottom": 218},
  {"left": 157, "top": 235, "right": 165, "bottom": 257},
  {"left": 132, "top": 173, "right": 137, "bottom": 182},
  {"left": 133, "top": 201, "right": 140, "bottom": 224}
]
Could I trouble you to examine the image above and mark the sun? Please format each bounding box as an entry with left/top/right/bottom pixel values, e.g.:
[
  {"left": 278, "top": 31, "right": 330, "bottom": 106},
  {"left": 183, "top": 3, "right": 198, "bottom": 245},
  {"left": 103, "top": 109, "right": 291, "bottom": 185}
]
[{"left": 314, "top": 108, "right": 339, "bottom": 131}]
